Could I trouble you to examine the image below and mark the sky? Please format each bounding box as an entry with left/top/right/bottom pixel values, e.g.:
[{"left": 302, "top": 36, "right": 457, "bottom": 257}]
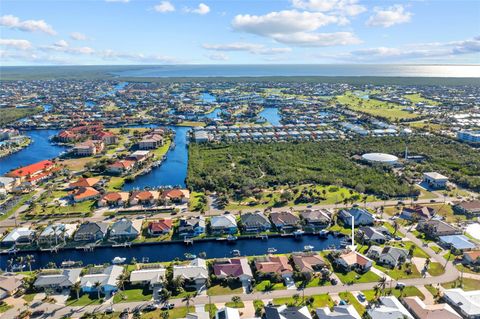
[{"left": 0, "top": 0, "right": 479, "bottom": 65}]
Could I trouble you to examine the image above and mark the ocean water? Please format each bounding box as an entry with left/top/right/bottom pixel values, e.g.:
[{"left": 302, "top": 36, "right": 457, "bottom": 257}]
[{"left": 113, "top": 64, "right": 480, "bottom": 78}]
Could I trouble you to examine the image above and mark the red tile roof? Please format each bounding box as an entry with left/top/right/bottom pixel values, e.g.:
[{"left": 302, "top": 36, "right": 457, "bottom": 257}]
[
  {"left": 148, "top": 219, "right": 173, "bottom": 232},
  {"left": 7, "top": 160, "right": 55, "bottom": 178}
]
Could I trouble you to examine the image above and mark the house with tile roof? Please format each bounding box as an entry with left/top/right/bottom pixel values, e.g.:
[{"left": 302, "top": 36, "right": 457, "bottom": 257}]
[
  {"left": 107, "top": 159, "right": 136, "bottom": 175},
  {"left": 255, "top": 255, "right": 293, "bottom": 276},
  {"left": 68, "top": 177, "right": 102, "bottom": 189},
  {"left": 97, "top": 192, "right": 130, "bottom": 207},
  {"left": 240, "top": 212, "right": 272, "bottom": 233},
  {"left": 6, "top": 160, "right": 56, "bottom": 185},
  {"left": 109, "top": 219, "right": 141, "bottom": 241},
  {"left": 463, "top": 250, "right": 480, "bottom": 266},
  {"left": 148, "top": 219, "right": 173, "bottom": 236},
  {"left": 162, "top": 189, "right": 190, "bottom": 204},
  {"left": 270, "top": 211, "right": 301, "bottom": 231},
  {"left": 213, "top": 258, "right": 253, "bottom": 282},
  {"left": 333, "top": 250, "right": 372, "bottom": 273},
  {"left": 292, "top": 253, "right": 326, "bottom": 273},
  {"left": 70, "top": 186, "right": 100, "bottom": 202},
  {"left": 129, "top": 190, "right": 160, "bottom": 206},
  {"left": 402, "top": 296, "right": 461, "bottom": 319}
]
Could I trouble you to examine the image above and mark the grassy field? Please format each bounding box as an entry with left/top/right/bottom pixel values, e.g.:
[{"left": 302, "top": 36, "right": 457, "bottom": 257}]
[
  {"left": 0, "top": 106, "right": 44, "bottom": 126},
  {"left": 208, "top": 281, "right": 244, "bottom": 296},
  {"left": 189, "top": 191, "right": 207, "bottom": 211},
  {"left": 0, "top": 192, "right": 35, "bottom": 221},
  {"left": 0, "top": 302, "right": 13, "bottom": 313},
  {"left": 374, "top": 262, "right": 421, "bottom": 280},
  {"left": 335, "top": 270, "right": 381, "bottom": 284},
  {"left": 272, "top": 293, "right": 334, "bottom": 309},
  {"left": 254, "top": 280, "right": 286, "bottom": 292},
  {"left": 362, "top": 286, "right": 425, "bottom": 301},
  {"left": 106, "top": 176, "right": 126, "bottom": 191},
  {"left": 428, "top": 262, "right": 445, "bottom": 276},
  {"left": 141, "top": 307, "right": 189, "bottom": 319},
  {"left": 441, "top": 278, "right": 480, "bottom": 291},
  {"left": 66, "top": 293, "right": 103, "bottom": 306},
  {"left": 403, "top": 93, "right": 440, "bottom": 106},
  {"left": 112, "top": 287, "right": 152, "bottom": 303}
]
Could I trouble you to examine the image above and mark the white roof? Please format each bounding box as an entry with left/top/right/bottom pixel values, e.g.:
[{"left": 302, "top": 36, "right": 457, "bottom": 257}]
[
  {"left": 444, "top": 288, "right": 480, "bottom": 317},
  {"left": 40, "top": 224, "right": 77, "bottom": 238},
  {"left": 317, "top": 305, "right": 361, "bottom": 319},
  {"left": 368, "top": 296, "right": 413, "bottom": 319},
  {"left": 2, "top": 227, "right": 34, "bottom": 242},
  {"left": 0, "top": 176, "right": 16, "bottom": 186},
  {"left": 80, "top": 265, "right": 123, "bottom": 288},
  {"left": 216, "top": 307, "right": 240, "bottom": 319},
  {"left": 131, "top": 150, "right": 150, "bottom": 156},
  {"left": 130, "top": 268, "right": 166, "bottom": 284},
  {"left": 362, "top": 153, "right": 399, "bottom": 163},
  {"left": 423, "top": 172, "right": 448, "bottom": 180},
  {"left": 210, "top": 214, "right": 237, "bottom": 228},
  {"left": 173, "top": 258, "right": 208, "bottom": 280}
]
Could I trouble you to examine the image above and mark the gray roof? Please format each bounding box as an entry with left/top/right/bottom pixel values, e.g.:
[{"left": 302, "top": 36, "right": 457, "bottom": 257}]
[
  {"left": 444, "top": 288, "right": 480, "bottom": 317},
  {"left": 110, "top": 219, "right": 139, "bottom": 236},
  {"left": 76, "top": 222, "right": 108, "bottom": 236},
  {"left": 241, "top": 212, "right": 271, "bottom": 228},
  {"left": 34, "top": 268, "right": 82, "bottom": 288},
  {"left": 265, "top": 305, "right": 312, "bottom": 319}
]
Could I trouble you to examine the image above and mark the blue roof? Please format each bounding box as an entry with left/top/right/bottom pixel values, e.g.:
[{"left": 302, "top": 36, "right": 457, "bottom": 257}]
[{"left": 439, "top": 235, "right": 476, "bottom": 250}]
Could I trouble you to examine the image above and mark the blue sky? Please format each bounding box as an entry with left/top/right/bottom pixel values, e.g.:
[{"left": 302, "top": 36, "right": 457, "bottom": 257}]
[{"left": 0, "top": 0, "right": 479, "bottom": 65}]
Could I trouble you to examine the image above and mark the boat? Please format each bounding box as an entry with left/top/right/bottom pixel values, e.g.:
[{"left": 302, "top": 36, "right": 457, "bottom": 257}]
[
  {"left": 293, "top": 230, "right": 305, "bottom": 236},
  {"left": 12, "top": 264, "right": 25, "bottom": 271},
  {"left": 184, "top": 253, "right": 196, "bottom": 260},
  {"left": 304, "top": 245, "right": 314, "bottom": 252},
  {"left": 112, "top": 257, "right": 127, "bottom": 264},
  {"left": 61, "top": 260, "right": 82, "bottom": 268},
  {"left": 231, "top": 250, "right": 241, "bottom": 257},
  {"left": 319, "top": 230, "right": 329, "bottom": 238},
  {"left": 226, "top": 235, "right": 237, "bottom": 242},
  {"left": 267, "top": 247, "right": 277, "bottom": 254}
]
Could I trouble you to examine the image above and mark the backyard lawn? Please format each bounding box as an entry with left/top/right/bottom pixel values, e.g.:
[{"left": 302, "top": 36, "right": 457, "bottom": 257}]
[
  {"left": 112, "top": 287, "right": 152, "bottom": 303},
  {"left": 272, "top": 293, "right": 334, "bottom": 310}
]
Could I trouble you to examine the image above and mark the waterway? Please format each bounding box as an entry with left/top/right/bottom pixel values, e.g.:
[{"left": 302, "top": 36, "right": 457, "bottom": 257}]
[
  {"left": 259, "top": 107, "right": 282, "bottom": 125},
  {"left": 0, "top": 234, "right": 343, "bottom": 270}
]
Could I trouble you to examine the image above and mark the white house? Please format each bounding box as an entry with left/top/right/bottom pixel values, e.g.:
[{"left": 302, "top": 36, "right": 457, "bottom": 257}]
[
  {"left": 129, "top": 268, "right": 166, "bottom": 289},
  {"left": 423, "top": 172, "right": 449, "bottom": 189}
]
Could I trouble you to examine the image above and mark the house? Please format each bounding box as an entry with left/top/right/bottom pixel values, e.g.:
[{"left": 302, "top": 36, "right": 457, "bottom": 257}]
[
  {"left": 213, "top": 258, "right": 253, "bottom": 282},
  {"left": 402, "top": 296, "right": 461, "bottom": 319},
  {"left": 68, "top": 177, "right": 102, "bottom": 190},
  {"left": 358, "top": 226, "right": 388, "bottom": 244},
  {"left": 367, "top": 246, "right": 408, "bottom": 268},
  {"left": 417, "top": 220, "right": 461, "bottom": 238},
  {"left": 177, "top": 216, "right": 206, "bottom": 238},
  {"left": 454, "top": 200, "right": 480, "bottom": 216},
  {"left": 97, "top": 192, "right": 130, "bottom": 207},
  {"left": 463, "top": 250, "right": 480, "bottom": 266},
  {"left": 162, "top": 189, "right": 190, "bottom": 204},
  {"left": 129, "top": 190, "right": 160, "bottom": 206},
  {"left": 292, "top": 253, "right": 326, "bottom": 273},
  {"left": 93, "top": 131, "right": 118, "bottom": 145},
  {"left": 148, "top": 219, "right": 173, "bottom": 236},
  {"left": 423, "top": 172, "right": 449, "bottom": 189},
  {"left": 216, "top": 307, "right": 241, "bottom": 319},
  {"left": 38, "top": 223, "right": 77, "bottom": 245},
  {"left": 107, "top": 160, "right": 136, "bottom": 174},
  {"left": 138, "top": 133, "right": 164, "bottom": 150},
  {"left": 34, "top": 268, "right": 82, "bottom": 291},
  {"left": 269, "top": 211, "right": 301, "bottom": 231},
  {"left": 439, "top": 235, "right": 476, "bottom": 251},
  {"left": 70, "top": 187, "right": 100, "bottom": 202},
  {"left": 73, "top": 140, "right": 104, "bottom": 156},
  {"left": 265, "top": 305, "right": 312, "bottom": 319},
  {"left": 74, "top": 222, "right": 108, "bottom": 242},
  {"left": 0, "top": 176, "right": 18, "bottom": 193},
  {"left": 109, "top": 219, "right": 141, "bottom": 241},
  {"left": 367, "top": 296, "right": 413, "bottom": 319},
  {"left": 240, "top": 212, "right": 271, "bottom": 233},
  {"left": 128, "top": 150, "right": 151, "bottom": 162},
  {"left": 443, "top": 288, "right": 480, "bottom": 319},
  {"left": 1, "top": 227, "right": 35, "bottom": 246},
  {"left": 255, "top": 255, "right": 293, "bottom": 276},
  {"left": 338, "top": 208, "right": 374, "bottom": 227},
  {"left": 300, "top": 209, "right": 331, "bottom": 228},
  {"left": 334, "top": 250, "right": 372, "bottom": 273},
  {"left": 183, "top": 310, "right": 210, "bottom": 319},
  {"left": 0, "top": 275, "right": 23, "bottom": 300},
  {"left": 317, "top": 305, "right": 361, "bottom": 319},
  {"left": 173, "top": 258, "right": 208, "bottom": 286},
  {"left": 6, "top": 160, "right": 56, "bottom": 185},
  {"left": 80, "top": 265, "right": 123, "bottom": 295},
  {"left": 129, "top": 267, "right": 166, "bottom": 289},
  {"left": 400, "top": 206, "right": 435, "bottom": 221},
  {"left": 210, "top": 214, "right": 237, "bottom": 234}
]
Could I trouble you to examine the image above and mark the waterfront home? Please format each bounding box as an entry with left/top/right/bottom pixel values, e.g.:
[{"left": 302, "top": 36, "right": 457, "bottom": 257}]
[
  {"left": 129, "top": 267, "right": 166, "bottom": 289},
  {"left": 177, "top": 216, "right": 206, "bottom": 238},
  {"left": 137, "top": 133, "right": 164, "bottom": 150},
  {"left": 128, "top": 150, "right": 152, "bottom": 162},
  {"left": 317, "top": 305, "right": 361, "bottom": 319},
  {"left": 109, "top": 219, "right": 141, "bottom": 241},
  {"left": 216, "top": 307, "right": 240, "bottom": 319},
  {"left": 269, "top": 211, "right": 301, "bottom": 231},
  {"left": 162, "top": 189, "right": 190, "bottom": 204},
  {"left": 300, "top": 209, "right": 331, "bottom": 229},
  {"left": 210, "top": 214, "right": 237, "bottom": 234},
  {"left": 34, "top": 268, "right": 82, "bottom": 291},
  {"left": 80, "top": 265, "right": 123, "bottom": 296},
  {"left": 74, "top": 222, "right": 108, "bottom": 242},
  {"left": 453, "top": 200, "right": 480, "bottom": 216},
  {"left": 443, "top": 289, "right": 480, "bottom": 319},
  {"left": 69, "top": 186, "right": 100, "bottom": 202},
  {"left": 0, "top": 176, "right": 18, "bottom": 193},
  {"left": 423, "top": 172, "right": 449, "bottom": 189},
  {"left": 129, "top": 190, "right": 160, "bottom": 206},
  {"left": 333, "top": 250, "right": 372, "bottom": 273},
  {"left": 400, "top": 205, "right": 435, "bottom": 221},
  {"left": 92, "top": 131, "right": 118, "bottom": 145},
  {"left": 97, "top": 192, "right": 130, "bottom": 207},
  {"left": 68, "top": 177, "right": 102, "bottom": 190},
  {"left": 367, "top": 246, "right": 408, "bottom": 268},
  {"left": 73, "top": 140, "right": 104, "bottom": 157},
  {"left": 358, "top": 226, "right": 388, "bottom": 244},
  {"left": 254, "top": 255, "right": 293, "bottom": 277},
  {"left": 402, "top": 296, "right": 461, "bottom": 319},
  {"left": 265, "top": 305, "right": 312, "bottom": 319},
  {"left": 107, "top": 159, "right": 136, "bottom": 175},
  {"left": 367, "top": 296, "right": 413, "bottom": 319},
  {"left": 6, "top": 160, "right": 57, "bottom": 185},
  {"left": 213, "top": 258, "right": 253, "bottom": 282},
  {"left": 291, "top": 253, "right": 326, "bottom": 273},
  {"left": 338, "top": 208, "right": 374, "bottom": 227},
  {"left": 38, "top": 223, "right": 77, "bottom": 245},
  {"left": 173, "top": 258, "right": 208, "bottom": 286},
  {"left": 0, "top": 275, "right": 23, "bottom": 300},
  {"left": 1, "top": 227, "right": 35, "bottom": 246},
  {"left": 417, "top": 220, "right": 461, "bottom": 238},
  {"left": 463, "top": 250, "right": 480, "bottom": 266},
  {"left": 439, "top": 235, "right": 476, "bottom": 251},
  {"left": 148, "top": 219, "right": 173, "bottom": 236},
  {"left": 240, "top": 212, "right": 271, "bottom": 233}
]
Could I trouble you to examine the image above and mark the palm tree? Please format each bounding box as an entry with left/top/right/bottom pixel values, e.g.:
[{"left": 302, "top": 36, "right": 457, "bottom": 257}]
[
  {"left": 182, "top": 293, "right": 193, "bottom": 313},
  {"left": 231, "top": 296, "right": 241, "bottom": 307},
  {"left": 117, "top": 272, "right": 128, "bottom": 292},
  {"left": 292, "top": 294, "right": 300, "bottom": 306},
  {"left": 161, "top": 310, "right": 170, "bottom": 319},
  {"left": 159, "top": 288, "right": 172, "bottom": 305},
  {"left": 172, "top": 275, "right": 185, "bottom": 293},
  {"left": 72, "top": 281, "right": 82, "bottom": 300},
  {"left": 93, "top": 281, "right": 102, "bottom": 300},
  {"left": 373, "top": 285, "right": 380, "bottom": 298},
  {"left": 25, "top": 255, "right": 34, "bottom": 272},
  {"left": 378, "top": 277, "right": 387, "bottom": 296}
]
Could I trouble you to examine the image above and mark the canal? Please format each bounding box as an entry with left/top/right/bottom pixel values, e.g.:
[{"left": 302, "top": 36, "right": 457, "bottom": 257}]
[
  {"left": 0, "top": 234, "right": 343, "bottom": 270},
  {"left": 259, "top": 107, "right": 282, "bottom": 126}
]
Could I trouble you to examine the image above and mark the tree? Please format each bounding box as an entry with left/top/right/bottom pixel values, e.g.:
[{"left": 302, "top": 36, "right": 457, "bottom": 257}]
[
  {"left": 378, "top": 277, "right": 387, "bottom": 296},
  {"left": 172, "top": 275, "right": 185, "bottom": 293},
  {"left": 231, "top": 296, "right": 241, "bottom": 307},
  {"left": 161, "top": 311, "right": 170, "bottom": 319},
  {"left": 93, "top": 281, "right": 102, "bottom": 300},
  {"left": 292, "top": 294, "right": 300, "bottom": 306},
  {"left": 182, "top": 294, "right": 193, "bottom": 312},
  {"left": 72, "top": 281, "right": 82, "bottom": 300},
  {"left": 159, "top": 288, "right": 172, "bottom": 305},
  {"left": 117, "top": 272, "right": 128, "bottom": 292}
]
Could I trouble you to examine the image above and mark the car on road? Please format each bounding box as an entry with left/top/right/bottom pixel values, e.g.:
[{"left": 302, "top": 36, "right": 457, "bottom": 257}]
[
  {"left": 104, "top": 307, "right": 114, "bottom": 314},
  {"left": 31, "top": 310, "right": 45, "bottom": 318},
  {"left": 330, "top": 278, "right": 338, "bottom": 285},
  {"left": 144, "top": 304, "right": 158, "bottom": 312},
  {"left": 396, "top": 282, "right": 406, "bottom": 289},
  {"left": 357, "top": 293, "right": 366, "bottom": 302},
  {"left": 161, "top": 303, "right": 175, "bottom": 310}
]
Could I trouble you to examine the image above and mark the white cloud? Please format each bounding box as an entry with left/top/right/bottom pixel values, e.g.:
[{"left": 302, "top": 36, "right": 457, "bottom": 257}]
[
  {"left": 0, "top": 14, "right": 56, "bottom": 35},
  {"left": 203, "top": 42, "right": 292, "bottom": 55},
  {"left": 291, "top": 0, "right": 366, "bottom": 16},
  {"left": 185, "top": 3, "right": 210, "bottom": 15},
  {"left": 366, "top": 5, "right": 412, "bottom": 28},
  {"left": 0, "top": 39, "right": 32, "bottom": 50},
  {"left": 273, "top": 31, "right": 361, "bottom": 46},
  {"left": 41, "top": 40, "right": 95, "bottom": 55},
  {"left": 70, "top": 32, "right": 88, "bottom": 41},
  {"left": 206, "top": 53, "right": 229, "bottom": 61},
  {"left": 99, "top": 49, "right": 179, "bottom": 63},
  {"left": 154, "top": 1, "right": 175, "bottom": 13},
  {"left": 105, "top": 0, "right": 130, "bottom": 3}
]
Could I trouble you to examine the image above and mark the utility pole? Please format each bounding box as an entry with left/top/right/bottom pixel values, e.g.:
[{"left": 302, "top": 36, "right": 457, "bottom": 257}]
[{"left": 351, "top": 215, "right": 355, "bottom": 252}]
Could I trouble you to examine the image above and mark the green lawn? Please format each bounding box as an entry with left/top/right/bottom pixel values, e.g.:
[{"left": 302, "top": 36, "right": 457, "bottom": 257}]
[
  {"left": 66, "top": 293, "right": 103, "bottom": 306},
  {"left": 425, "top": 284, "right": 439, "bottom": 297},
  {"left": 296, "top": 277, "right": 331, "bottom": 288},
  {"left": 152, "top": 139, "right": 172, "bottom": 160},
  {"left": 441, "top": 278, "right": 480, "bottom": 291},
  {"left": 254, "top": 280, "right": 286, "bottom": 292},
  {"left": 390, "top": 241, "right": 429, "bottom": 259},
  {"left": 189, "top": 191, "right": 207, "bottom": 212},
  {"left": 456, "top": 263, "right": 480, "bottom": 274},
  {"left": 225, "top": 301, "right": 245, "bottom": 308},
  {"left": 428, "top": 262, "right": 445, "bottom": 276},
  {"left": 112, "top": 287, "right": 152, "bottom": 303},
  {"left": 106, "top": 176, "right": 125, "bottom": 191},
  {"left": 362, "top": 286, "right": 425, "bottom": 301},
  {"left": 339, "top": 292, "right": 365, "bottom": 315},
  {"left": 0, "top": 302, "right": 13, "bottom": 313},
  {"left": 142, "top": 307, "right": 189, "bottom": 319},
  {"left": 374, "top": 262, "right": 421, "bottom": 280},
  {"left": 335, "top": 270, "right": 381, "bottom": 284},
  {"left": 272, "top": 293, "right": 334, "bottom": 310},
  {"left": 205, "top": 304, "right": 218, "bottom": 318},
  {"left": 0, "top": 192, "right": 35, "bottom": 221},
  {"left": 208, "top": 281, "right": 244, "bottom": 296},
  {"left": 23, "top": 292, "right": 36, "bottom": 303}
]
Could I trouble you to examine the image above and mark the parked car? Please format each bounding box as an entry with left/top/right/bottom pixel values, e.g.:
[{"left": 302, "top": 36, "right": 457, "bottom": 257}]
[
  {"left": 31, "top": 310, "right": 45, "bottom": 318},
  {"left": 144, "top": 304, "right": 158, "bottom": 312},
  {"left": 161, "top": 303, "right": 175, "bottom": 310},
  {"left": 330, "top": 278, "right": 338, "bottom": 285},
  {"left": 104, "top": 307, "right": 114, "bottom": 314},
  {"left": 357, "top": 293, "right": 366, "bottom": 302},
  {"left": 396, "top": 282, "right": 406, "bottom": 289}
]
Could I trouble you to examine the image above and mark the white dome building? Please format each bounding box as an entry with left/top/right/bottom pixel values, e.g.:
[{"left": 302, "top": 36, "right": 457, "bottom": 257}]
[{"left": 361, "top": 153, "right": 399, "bottom": 165}]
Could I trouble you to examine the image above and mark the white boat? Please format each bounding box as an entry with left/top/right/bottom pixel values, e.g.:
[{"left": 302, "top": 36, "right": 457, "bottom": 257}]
[
  {"left": 267, "top": 248, "right": 277, "bottom": 254},
  {"left": 304, "top": 245, "right": 314, "bottom": 252},
  {"left": 112, "top": 257, "right": 127, "bottom": 264},
  {"left": 226, "top": 235, "right": 237, "bottom": 241},
  {"left": 319, "top": 230, "right": 329, "bottom": 238},
  {"left": 231, "top": 250, "right": 241, "bottom": 257},
  {"left": 293, "top": 230, "right": 305, "bottom": 236},
  {"left": 184, "top": 253, "right": 196, "bottom": 260}
]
